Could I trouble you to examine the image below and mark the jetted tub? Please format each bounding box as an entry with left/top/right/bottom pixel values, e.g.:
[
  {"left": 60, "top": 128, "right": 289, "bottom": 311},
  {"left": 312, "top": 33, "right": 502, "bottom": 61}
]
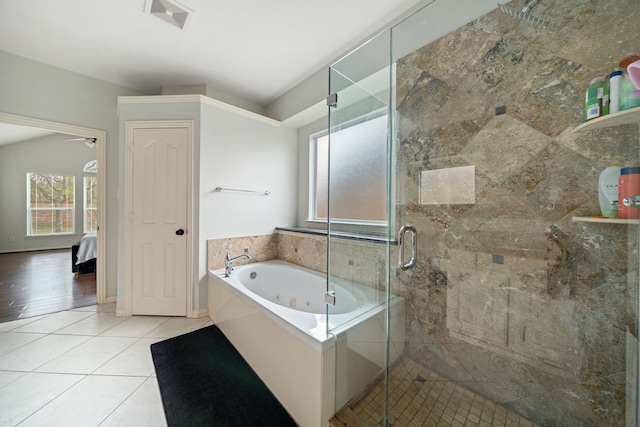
[{"left": 208, "top": 260, "right": 405, "bottom": 427}]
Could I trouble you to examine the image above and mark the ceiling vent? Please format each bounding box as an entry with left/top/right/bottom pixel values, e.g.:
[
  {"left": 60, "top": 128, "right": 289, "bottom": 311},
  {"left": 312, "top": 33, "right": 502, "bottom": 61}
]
[{"left": 145, "top": 0, "right": 193, "bottom": 30}]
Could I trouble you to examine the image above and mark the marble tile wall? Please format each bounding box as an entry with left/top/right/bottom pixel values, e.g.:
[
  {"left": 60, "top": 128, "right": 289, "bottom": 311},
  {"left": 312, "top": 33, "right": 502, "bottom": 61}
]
[
  {"left": 207, "top": 231, "right": 329, "bottom": 273},
  {"left": 207, "top": 231, "right": 387, "bottom": 289},
  {"left": 207, "top": 233, "right": 279, "bottom": 271},
  {"left": 393, "top": 0, "right": 639, "bottom": 425}
]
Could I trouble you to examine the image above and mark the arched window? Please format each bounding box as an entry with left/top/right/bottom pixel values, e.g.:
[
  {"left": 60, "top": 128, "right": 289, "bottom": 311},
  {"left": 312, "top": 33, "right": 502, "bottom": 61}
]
[{"left": 83, "top": 160, "right": 97, "bottom": 173}]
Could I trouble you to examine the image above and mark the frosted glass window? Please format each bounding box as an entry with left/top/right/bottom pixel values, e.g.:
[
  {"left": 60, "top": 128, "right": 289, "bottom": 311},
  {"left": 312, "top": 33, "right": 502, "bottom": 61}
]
[{"left": 313, "top": 114, "right": 388, "bottom": 222}]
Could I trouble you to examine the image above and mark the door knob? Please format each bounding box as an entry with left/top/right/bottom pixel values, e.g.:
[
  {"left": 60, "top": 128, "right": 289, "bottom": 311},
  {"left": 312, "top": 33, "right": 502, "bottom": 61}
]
[{"left": 176, "top": 229, "right": 185, "bottom": 236}]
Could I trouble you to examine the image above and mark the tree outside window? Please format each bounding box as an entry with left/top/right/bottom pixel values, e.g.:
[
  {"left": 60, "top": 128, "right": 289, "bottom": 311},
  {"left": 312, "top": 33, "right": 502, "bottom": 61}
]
[
  {"left": 84, "top": 176, "right": 98, "bottom": 232},
  {"left": 83, "top": 159, "right": 98, "bottom": 232},
  {"left": 27, "top": 173, "right": 75, "bottom": 235}
]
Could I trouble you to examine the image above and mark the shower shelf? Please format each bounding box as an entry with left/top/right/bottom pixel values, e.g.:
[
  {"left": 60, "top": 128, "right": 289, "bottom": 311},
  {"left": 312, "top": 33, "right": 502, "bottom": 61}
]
[
  {"left": 572, "top": 216, "right": 639, "bottom": 224},
  {"left": 573, "top": 106, "right": 640, "bottom": 132}
]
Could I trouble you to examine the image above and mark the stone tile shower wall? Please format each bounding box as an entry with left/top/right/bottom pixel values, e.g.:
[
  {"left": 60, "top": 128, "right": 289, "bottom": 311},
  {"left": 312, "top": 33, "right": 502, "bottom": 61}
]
[{"left": 393, "top": 0, "right": 639, "bottom": 425}]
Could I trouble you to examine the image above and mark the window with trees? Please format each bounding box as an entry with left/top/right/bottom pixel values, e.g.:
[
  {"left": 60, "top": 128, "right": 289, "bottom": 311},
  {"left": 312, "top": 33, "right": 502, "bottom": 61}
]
[
  {"left": 83, "top": 160, "right": 98, "bottom": 232},
  {"left": 27, "top": 173, "right": 75, "bottom": 235}
]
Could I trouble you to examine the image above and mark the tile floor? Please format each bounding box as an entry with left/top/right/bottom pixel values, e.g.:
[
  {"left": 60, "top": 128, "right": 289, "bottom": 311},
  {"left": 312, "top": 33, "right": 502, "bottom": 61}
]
[
  {"left": 0, "top": 303, "right": 212, "bottom": 427},
  {"left": 335, "top": 357, "right": 540, "bottom": 427}
]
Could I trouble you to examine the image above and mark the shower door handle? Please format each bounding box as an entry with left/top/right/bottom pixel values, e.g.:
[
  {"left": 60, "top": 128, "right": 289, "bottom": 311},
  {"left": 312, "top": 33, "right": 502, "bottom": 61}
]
[{"left": 398, "top": 225, "right": 417, "bottom": 271}]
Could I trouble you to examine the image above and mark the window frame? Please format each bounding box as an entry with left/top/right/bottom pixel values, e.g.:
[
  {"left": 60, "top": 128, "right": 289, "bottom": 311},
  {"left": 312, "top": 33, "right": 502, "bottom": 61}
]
[
  {"left": 83, "top": 176, "right": 98, "bottom": 233},
  {"left": 308, "top": 109, "right": 390, "bottom": 232}
]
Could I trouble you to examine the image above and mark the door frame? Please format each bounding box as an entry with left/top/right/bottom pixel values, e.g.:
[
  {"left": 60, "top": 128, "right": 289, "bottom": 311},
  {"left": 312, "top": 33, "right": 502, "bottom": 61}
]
[
  {"left": 0, "top": 112, "right": 108, "bottom": 304},
  {"left": 123, "top": 120, "right": 194, "bottom": 317}
]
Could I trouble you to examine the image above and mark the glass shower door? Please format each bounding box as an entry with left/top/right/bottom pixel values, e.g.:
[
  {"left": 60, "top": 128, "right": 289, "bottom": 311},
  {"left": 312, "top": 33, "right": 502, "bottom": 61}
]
[
  {"left": 326, "top": 28, "right": 398, "bottom": 422},
  {"left": 330, "top": 1, "right": 640, "bottom": 426}
]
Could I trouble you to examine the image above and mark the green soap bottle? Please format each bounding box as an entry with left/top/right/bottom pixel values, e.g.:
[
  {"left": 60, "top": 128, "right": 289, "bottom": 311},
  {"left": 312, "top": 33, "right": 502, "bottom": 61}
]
[{"left": 598, "top": 166, "right": 622, "bottom": 217}]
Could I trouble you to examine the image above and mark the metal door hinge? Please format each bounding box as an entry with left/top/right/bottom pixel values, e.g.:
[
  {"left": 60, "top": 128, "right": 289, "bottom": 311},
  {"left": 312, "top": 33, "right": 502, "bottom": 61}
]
[
  {"left": 324, "top": 290, "right": 336, "bottom": 306},
  {"left": 327, "top": 93, "right": 338, "bottom": 108}
]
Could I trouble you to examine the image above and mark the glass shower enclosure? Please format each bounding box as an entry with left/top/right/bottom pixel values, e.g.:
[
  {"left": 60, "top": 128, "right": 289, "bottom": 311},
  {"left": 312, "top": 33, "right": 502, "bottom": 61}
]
[{"left": 326, "top": 0, "right": 640, "bottom": 426}]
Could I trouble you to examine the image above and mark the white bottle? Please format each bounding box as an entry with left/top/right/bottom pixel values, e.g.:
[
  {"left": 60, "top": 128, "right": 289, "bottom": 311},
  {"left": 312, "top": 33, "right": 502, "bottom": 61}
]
[
  {"left": 610, "top": 70, "right": 622, "bottom": 114},
  {"left": 598, "top": 166, "right": 622, "bottom": 217}
]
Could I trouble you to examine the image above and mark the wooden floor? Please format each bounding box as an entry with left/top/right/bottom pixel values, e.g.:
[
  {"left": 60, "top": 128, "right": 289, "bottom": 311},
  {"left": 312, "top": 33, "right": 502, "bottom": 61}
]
[{"left": 0, "top": 249, "right": 96, "bottom": 323}]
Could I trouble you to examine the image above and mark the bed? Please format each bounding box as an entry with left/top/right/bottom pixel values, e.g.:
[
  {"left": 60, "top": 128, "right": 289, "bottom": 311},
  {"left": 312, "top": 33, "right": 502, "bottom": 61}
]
[{"left": 72, "top": 231, "right": 97, "bottom": 275}]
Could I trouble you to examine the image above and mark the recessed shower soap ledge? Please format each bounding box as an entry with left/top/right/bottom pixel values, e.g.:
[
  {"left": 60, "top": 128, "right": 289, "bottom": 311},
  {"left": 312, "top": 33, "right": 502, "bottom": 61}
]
[{"left": 572, "top": 216, "right": 639, "bottom": 224}]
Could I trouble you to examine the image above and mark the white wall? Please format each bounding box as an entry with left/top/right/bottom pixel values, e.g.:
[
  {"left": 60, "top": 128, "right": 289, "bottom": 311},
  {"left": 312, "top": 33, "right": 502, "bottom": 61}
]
[
  {"left": 0, "top": 134, "right": 96, "bottom": 252},
  {"left": 295, "top": 118, "right": 327, "bottom": 226},
  {"left": 198, "top": 102, "right": 297, "bottom": 308},
  {"left": 0, "top": 51, "right": 145, "bottom": 300},
  {"left": 117, "top": 96, "right": 297, "bottom": 314}
]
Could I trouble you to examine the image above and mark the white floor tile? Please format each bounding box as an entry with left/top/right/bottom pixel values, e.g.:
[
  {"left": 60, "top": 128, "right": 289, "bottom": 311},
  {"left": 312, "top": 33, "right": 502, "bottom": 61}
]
[
  {"left": 0, "top": 331, "right": 46, "bottom": 356},
  {"left": 12, "top": 311, "right": 95, "bottom": 334},
  {"left": 0, "top": 306, "right": 210, "bottom": 426},
  {"left": 0, "top": 372, "right": 84, "bottom": 427},
  {"left": 55, "top": 312, "right": 127, "bottom": 336},
  {"left": 93, "top": 337, "right": 161, "bottom": 377},
  {"left": 71, "top": 302, "right": 116, "bottom": 314},
  {"left": 100, "top": 316, "right": 170, "bottom": 338},
  {"left": 97, "top": 302, "right": 117, "bottom": 312},
  {"left": 145, "top": 316, "right": 211, "bottom": 339},
  {"left": 0, "top": 334, "right": 90, "bottom": 371},
  {"left": 36, "top": 336, "right": 139, "bottom": 375},
  {"left": 0, "top": 314, "right": 50, "bottom": 332},
  {"left": 0, "top": 370, "right": 26, "bottom": 389},
  {"left": 18, "top": 375, "right": 146, "bottom": 427},
  {"left": 99, "top": 377, "right": 167, "bottom": 427}
]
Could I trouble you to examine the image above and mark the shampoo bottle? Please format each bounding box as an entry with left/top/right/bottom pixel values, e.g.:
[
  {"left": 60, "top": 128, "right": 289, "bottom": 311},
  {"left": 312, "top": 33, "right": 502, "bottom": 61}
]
[{"left": 598, "top": 166, "right": 622, "bottom": 217}]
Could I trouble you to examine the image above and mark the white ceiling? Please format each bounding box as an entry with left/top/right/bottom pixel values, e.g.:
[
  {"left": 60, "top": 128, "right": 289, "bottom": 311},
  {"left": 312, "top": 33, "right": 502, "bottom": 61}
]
[
  {"left": 0, "top": 122, "right": 58, "bottom": 146},
  {"left": 0, "top": 0, "right": 427, "bottom": 106}
]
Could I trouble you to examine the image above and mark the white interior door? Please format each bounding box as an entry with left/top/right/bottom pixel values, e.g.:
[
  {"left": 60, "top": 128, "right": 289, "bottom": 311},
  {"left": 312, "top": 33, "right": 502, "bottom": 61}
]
[{"left": 129, "top": 124, "right": 190, "bottom": 316}]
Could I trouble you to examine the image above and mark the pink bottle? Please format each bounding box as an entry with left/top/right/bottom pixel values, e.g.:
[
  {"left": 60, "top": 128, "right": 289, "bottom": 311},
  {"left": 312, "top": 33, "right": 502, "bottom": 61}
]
[{"left": 618, "top": 167, "right": 640, "bottom": 219}]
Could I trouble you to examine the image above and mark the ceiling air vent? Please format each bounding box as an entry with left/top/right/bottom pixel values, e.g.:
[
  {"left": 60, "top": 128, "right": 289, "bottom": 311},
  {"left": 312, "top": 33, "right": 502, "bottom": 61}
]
[{"left": 145, "top": 0, "right": 193, "bottom": 30}]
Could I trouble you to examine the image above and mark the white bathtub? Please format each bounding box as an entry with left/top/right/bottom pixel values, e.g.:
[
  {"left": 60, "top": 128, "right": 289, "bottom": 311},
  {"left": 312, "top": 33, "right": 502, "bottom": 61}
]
[{"left": 208, "top": 260, "right": 405, "bottom": 427}]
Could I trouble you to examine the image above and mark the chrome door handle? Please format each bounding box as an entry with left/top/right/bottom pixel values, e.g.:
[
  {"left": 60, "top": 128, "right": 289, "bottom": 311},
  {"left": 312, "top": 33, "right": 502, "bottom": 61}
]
[{"left": 398, "top": 225, "right": 417, "bottom": 270}]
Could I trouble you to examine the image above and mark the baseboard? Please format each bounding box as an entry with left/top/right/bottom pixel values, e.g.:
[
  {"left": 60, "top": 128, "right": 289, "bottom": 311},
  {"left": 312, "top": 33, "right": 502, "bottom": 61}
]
[
  {"left": 115, "top": 307, "right": 208, "bottom": 318},
  {"left": 192, "top": 307, "right": 209, "bottom": 319}
]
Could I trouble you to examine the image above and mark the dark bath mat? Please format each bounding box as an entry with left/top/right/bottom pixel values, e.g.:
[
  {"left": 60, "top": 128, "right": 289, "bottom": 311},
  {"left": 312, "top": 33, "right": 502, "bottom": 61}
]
[{"left": 151, "top": 325, "right": 298, "bottom": 427}]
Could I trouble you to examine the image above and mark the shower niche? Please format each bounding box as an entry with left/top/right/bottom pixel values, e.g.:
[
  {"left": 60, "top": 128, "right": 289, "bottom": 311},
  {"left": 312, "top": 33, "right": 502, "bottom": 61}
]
[{"left": 572, "top": 106, "right": 640, "bottom": 224}]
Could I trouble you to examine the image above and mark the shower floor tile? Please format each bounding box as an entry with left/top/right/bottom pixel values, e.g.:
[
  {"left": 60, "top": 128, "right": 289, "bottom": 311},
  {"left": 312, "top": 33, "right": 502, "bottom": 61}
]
[{"left": 332, "top": 357, "right": 540, "bottom": 427}]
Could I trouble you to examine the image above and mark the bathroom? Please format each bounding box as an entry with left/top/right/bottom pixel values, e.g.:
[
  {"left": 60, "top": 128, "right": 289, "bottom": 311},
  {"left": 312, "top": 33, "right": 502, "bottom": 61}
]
[
  {"left": 1, "top": 0, "right": 639, "bottom": 425},
  {"left": 208, "top": 0, "right": 640, "bottom": 425}
]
